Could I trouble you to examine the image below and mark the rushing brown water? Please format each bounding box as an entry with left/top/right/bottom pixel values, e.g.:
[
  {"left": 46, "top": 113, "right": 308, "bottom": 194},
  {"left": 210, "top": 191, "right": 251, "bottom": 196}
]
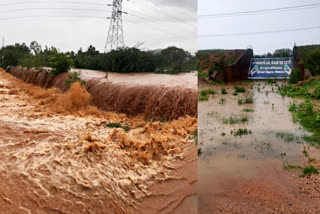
[
  {"left": 0, "top": 69, "right": 197, "bottom": 214},
  {"left": 77, "top": 69, "right": 197, "bottom": 90},
  {"left": 7, "top": 67, "right": 197, "bottom": 120},
  {"left": 198, "top": 81, "right": 320, "bottom": 213}
]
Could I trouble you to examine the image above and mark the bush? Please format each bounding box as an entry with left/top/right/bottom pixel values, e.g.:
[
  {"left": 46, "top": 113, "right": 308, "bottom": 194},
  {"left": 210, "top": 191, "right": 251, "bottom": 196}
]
[
  {"left": 312, "top": 87, "right": 320, "bottom": 99},
  {"left": 234, "top": 85, "right": 246, "bottom": 93},
  {"left": 304, "top": 48, "right": 320, "bottom": 75},
  {"left": 289, "top": 68, "right": 302, "bottom": 84},
  {"left": 65, "top": 71, "right": 86, "bottom": 89},
  {"left": 221, "top": 88, "right": 228, "bottom": 94},
  {"left": 48, "top": 51, "right": 73, "bottom": 75}
]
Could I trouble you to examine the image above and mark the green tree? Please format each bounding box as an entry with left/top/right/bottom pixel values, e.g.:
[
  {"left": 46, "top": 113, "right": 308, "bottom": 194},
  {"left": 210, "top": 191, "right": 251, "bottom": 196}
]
[
  {"left": 48, "top": 49, "right": 73, "bottom": 75},
  {"left": 0, "top": 43, "right": 30, "bottom": 68},
  {"left": 304, "top": 48, "right": 320, "bottom": 75}
]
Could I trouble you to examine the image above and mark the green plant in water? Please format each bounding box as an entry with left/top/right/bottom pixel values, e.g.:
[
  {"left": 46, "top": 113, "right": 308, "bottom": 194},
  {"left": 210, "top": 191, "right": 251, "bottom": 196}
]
[
  {"left": 234, "top": 128, "right": 252, "bottom": 136},
  {"left": 221, "top": 88, "right": 228, "bottom": 94},
  {"left": 219, "top": 98, "right": 226, "bottom": 104},
  {"left": 234, "top": 85, "right": 246, "bottom": 93}
]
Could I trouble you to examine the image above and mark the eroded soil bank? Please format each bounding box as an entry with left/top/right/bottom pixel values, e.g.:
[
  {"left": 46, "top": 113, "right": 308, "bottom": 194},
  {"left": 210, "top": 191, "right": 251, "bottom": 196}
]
[
  {"left": 0, "top": 69, "right": 197, "bottom": 214},
  {"left": 198, "top": 81, "right": 320, "bottom": 213},
  {"left": 7, "top": 67, "right": 197, "bottom": 121}
]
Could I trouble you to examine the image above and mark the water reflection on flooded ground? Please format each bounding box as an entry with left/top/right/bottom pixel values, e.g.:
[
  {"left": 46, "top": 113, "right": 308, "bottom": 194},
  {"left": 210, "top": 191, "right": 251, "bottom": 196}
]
[{"left": 198, "top": 81, "right": 320, "bottom": 213}]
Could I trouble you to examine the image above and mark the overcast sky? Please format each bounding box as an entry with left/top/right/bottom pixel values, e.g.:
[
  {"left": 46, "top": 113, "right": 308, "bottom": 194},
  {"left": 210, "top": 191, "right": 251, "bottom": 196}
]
[
  {"left": 199, "top": 0, "right": 320, "bottom": 55},
  {"left": 0, "top": 0, "right": 197, "bottom": 53}
]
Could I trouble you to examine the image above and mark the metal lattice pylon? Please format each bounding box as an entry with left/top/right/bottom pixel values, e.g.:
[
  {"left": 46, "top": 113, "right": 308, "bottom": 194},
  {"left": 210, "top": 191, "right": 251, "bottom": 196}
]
[{"left": 105, "top": 0, "right": 125, "bottom": 52}]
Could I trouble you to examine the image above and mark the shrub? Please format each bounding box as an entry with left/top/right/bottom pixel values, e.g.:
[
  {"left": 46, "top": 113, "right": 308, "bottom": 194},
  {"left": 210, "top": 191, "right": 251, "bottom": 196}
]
[
  {"left": 48, "top": 51, "right": 73, "bottom": 75},
  {"left": 65, "top": 71, "right": 86, "bottom": 89},
  {"left": 234, "top": 85, "right": 246, "bottom": 93},
  {"left": 312, "top": 87, "right": 320, "bottom": 99},
  {"left": 289, "top": 68, "right": 302, "bottom": 84},
  {"left": 221, "top": 88, "right": 228, "bottom": 94}
]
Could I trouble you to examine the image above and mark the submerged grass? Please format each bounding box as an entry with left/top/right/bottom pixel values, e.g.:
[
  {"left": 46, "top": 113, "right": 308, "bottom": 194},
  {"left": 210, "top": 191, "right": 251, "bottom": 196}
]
[
  {"left": 222, "top": 116, "right": 249, "bottom": 124},
  {"left": 199, "top": 89, "right": 215, "bottom": 101}
]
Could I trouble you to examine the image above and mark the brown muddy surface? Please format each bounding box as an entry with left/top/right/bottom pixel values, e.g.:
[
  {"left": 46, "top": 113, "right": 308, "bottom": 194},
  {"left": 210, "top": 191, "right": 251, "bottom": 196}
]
[
  {"left": 76, "top": 69, "right": 197, "bottom": 90},
  {"left": 0, "top": 69, "right": 197, "bottom": 214},
  {"left": 198, "top": 81, "right": 320, "bottom": 213}
]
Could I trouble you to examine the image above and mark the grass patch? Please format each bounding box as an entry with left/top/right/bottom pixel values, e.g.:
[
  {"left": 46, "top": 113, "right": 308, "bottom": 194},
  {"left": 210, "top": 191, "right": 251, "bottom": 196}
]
[
  {"left": 302, "top": 166, "right": 319, "bottom": 177},
  {"left": 199, "top": 89, "right": 215, "bottom": 101},
  {"left": 243, "top": 108, "right": 254, "bottom": 112},
  {"left": 234, "top": 85, "right": 246, "bottom": 93},
  {"left": 222, "top": 116, "right": 249, "bottom": 124},
  {"left": 233, "top": 128, "right": 252, "bottom": 136},
  {"left": 284, "top": 164, "right": 319, "bottom": 177},
  {"left": 238, "top": 99, "right": 243, "bottom": 105},
  {"left": 219, "top": 98, "right": 226, "bottom": 104},
  {"left": 275, "top": 131, "right": 296, "bottom": 142},
  {"left": 105, "top": 123, "right": 130, "bottom": 132},
  {"left": 244, "top": 97, "right": 254, "bottom": 104},
  {"left": 221, "top": 88, "right": 228, "bottom": 94},
  {"left": 289, "top": 100, "right": 320, "bottom": 146}
]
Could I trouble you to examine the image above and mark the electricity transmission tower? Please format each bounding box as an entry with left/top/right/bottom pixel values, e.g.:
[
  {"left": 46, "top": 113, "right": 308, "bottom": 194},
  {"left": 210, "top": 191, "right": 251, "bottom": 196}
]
[
  {"left": 105, "top": 0, "right": 127, "bottom": 52},
  {"left": 1, "top": 37, "right": 4, "bottom": 49}
]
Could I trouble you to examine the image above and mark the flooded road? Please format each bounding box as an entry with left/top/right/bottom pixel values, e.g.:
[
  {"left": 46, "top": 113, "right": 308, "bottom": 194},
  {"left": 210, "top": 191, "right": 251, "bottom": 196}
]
[
  {"left": 198, "top": 81, "right": 320, "bottom": 213},
  {"left": 75, "top": 69, "right": 197, "bottom": 90},
  {"left": 0, "top": 69, "right": 197, "bottom": 214}
]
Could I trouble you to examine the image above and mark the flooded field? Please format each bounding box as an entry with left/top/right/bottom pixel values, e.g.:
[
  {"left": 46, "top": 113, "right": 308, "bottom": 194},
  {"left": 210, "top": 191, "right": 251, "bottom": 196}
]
[
  {"left": 0, "top": 69, "right": 197, "bottom": 214},
  {"left": 198, "top": 81, "right": 320, "bottom": 213}
]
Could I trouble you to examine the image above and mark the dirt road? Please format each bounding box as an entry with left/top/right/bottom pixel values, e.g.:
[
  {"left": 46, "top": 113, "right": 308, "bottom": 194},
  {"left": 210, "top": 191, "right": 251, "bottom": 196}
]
[{"left": 0, "top": 69, "right": 197, "bottom": 214}]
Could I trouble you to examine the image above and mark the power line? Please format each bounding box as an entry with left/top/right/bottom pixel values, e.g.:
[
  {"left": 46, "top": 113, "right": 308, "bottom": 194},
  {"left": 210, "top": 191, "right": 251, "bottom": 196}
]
[
  {"left": 199, "top": 26, "right": 320, "bottom": 38},
  {"left": 123, "top": 6, "right": 195, "bottom": 38},
  {"left": 0, "top": 1, "right": 108, "bottom": 7},
  {"left": 199, "top": 3, "right": 320, "bottom": 18},
  {"left": 0, "top": 15, "right": 107, "bottom": 21},
  {"left": 0, "top": 7, "right": 109, "bottom": 13}
]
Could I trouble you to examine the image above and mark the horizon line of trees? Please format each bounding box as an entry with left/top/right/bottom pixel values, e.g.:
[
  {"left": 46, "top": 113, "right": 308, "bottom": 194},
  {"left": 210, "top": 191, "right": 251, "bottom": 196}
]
[{"left": 0, "top": 41, "right": 197, "bottom": 75}]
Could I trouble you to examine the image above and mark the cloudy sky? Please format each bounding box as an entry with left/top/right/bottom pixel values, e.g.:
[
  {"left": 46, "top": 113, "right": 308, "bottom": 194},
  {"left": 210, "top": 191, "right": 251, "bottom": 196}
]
[
  {"left": 0, "top": 0, "right": 197, "bottom": 53},
  {"left": 199, "top": 0, "right": 320, "bottom": 54}
]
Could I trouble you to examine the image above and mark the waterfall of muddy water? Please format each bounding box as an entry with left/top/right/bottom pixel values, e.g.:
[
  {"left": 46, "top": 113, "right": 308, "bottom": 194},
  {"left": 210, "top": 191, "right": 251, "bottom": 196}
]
[
  {"left": 76, "top": 69, "right": 197, "bottom": 90},
  {"left": 7, "top": 67, "right": 197, "bottom": 120},
  {"left": 0, "top": 69, "right": 197, "bottom": 214},
  {"left": 198, "top": 81, "right": 320, "bottom": 213}
]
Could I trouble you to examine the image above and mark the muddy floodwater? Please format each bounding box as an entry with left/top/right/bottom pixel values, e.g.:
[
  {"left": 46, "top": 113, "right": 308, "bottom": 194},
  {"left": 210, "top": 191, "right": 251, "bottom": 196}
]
[
  {"left": 0, "top": 69, "right": 197, "bottom": 214},
  {"left": 75, "top": 69, "right": 197, "bottom": 90},
  {"left": 198, "top": 81, "right": 320, "bottom": 213}
]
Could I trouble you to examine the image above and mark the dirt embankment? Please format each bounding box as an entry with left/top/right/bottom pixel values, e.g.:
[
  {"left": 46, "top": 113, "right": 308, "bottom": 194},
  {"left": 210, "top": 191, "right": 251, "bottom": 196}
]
[
  {"left": 0, "top": 68, "right": 198, "bottom": 213},
  {"left": 6, "top": 67, "right": 197, "bottom": 120}
]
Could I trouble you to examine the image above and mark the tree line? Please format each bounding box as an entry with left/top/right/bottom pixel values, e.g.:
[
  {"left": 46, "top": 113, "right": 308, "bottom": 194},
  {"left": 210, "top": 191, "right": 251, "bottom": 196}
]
[{"left": 0, "top": 41, "right": 196, "bottom": 75}]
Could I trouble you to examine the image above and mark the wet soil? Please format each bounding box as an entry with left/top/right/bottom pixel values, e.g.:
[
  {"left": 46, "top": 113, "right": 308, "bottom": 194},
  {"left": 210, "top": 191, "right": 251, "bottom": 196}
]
[
  {"left": 0, "top": 69, "right": 197, "bottom": 214},
  {"left": 198, "top": 81, "right": 320, "bottom": 213}
]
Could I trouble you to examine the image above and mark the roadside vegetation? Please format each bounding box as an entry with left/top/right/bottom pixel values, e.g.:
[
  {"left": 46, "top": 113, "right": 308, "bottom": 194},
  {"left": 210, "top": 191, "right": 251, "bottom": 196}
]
[{"left": 0, "top": 41, "right": 196, "bottom": 75}]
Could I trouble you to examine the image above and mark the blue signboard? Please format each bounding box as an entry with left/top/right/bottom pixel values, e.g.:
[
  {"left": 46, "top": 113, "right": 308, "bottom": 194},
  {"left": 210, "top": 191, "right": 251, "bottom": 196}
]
[{"left": 248, "top": 57, "right": 293, "bottom": 79}]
